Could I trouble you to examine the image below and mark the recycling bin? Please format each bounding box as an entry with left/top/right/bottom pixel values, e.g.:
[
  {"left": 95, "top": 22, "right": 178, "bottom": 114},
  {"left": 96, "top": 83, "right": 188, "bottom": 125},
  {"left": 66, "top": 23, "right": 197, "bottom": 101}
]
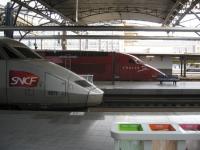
[
  {"left": 116, "top": 123, "right": 144, "bottom": 150},
  {"left": 149, "top": 124, "right": 177, "bottom": 150},
  {"left": 180, "top": 124, "right": 200, "bottom": 150}
]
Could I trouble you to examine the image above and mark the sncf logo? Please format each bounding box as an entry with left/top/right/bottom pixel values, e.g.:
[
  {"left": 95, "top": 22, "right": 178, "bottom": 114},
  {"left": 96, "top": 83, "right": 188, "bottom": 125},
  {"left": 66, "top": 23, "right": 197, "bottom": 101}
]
[{"left": 9, "top": 70, "right": 39, "bottom": 87}]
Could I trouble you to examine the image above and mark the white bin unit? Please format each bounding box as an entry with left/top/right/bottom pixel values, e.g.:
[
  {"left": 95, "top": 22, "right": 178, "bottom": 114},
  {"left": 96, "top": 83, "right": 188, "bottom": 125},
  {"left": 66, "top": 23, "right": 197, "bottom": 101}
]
[
  {"left": 116, "top": 140, "right": 143, "bottom": 150},
  {"left": 111, "top": 122, "right": 200, "bottom": 150},
  {"left": 186, "top": 140, "right": 200, "bottom": 150}
]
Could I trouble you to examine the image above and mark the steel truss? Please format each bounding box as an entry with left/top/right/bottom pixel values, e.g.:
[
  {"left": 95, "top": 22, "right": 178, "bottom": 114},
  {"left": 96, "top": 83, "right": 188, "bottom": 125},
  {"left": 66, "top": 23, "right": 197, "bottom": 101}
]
[
  {"left": 0, "top": 5, "right": 5, "bottom": 25},
  {"left": 0, "top": 2, "right": 35, "bottom": 26},
  {"left": 75, "top": 7, "right": 165, "bottom": 21},
  {"left": 165, "top": 0, "right": 200, "bottom": 26},
  {"left": 162, "top": 0, "right": 188, "bottom": 26},
  {"left": 11, "top": 0, "right": 68, "bottom": 25},
  {"left": 2, "top": 25, "right": 200, "bottom": 32},
  {"left": 10, "top": 35, "right": 200, "bottom": 41}
]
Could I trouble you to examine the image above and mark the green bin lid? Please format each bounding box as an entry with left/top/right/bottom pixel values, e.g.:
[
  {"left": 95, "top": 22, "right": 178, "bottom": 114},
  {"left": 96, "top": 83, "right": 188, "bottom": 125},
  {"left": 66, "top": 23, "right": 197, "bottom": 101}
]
[{"left": 119, "top": 124, "right": 143, "bottom": 131}]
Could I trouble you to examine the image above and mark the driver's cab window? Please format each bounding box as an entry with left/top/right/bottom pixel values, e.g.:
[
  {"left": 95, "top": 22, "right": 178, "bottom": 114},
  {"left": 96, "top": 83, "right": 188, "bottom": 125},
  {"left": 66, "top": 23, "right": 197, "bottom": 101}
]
[
  {"left": 129, "top": 59, "right": 136, "bottom": 64},
  {"left": 2, "top": 46, "right": 20, "bottom": 59},
  {"left": 135, "top": 59, "right": 140, "bottom": 64}
]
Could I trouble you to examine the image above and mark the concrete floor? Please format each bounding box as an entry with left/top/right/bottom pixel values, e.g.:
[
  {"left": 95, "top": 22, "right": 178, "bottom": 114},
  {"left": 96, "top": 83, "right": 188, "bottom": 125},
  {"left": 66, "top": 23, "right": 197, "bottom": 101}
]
[
  {"left": 95, "top": 81, "right": 200, "bottom": 90},
  {"left": 95, "top": 81, "right": 200, "bottom": 95},
  {"left": 0, "top": 110, "right": 200, "bottom": 150}
]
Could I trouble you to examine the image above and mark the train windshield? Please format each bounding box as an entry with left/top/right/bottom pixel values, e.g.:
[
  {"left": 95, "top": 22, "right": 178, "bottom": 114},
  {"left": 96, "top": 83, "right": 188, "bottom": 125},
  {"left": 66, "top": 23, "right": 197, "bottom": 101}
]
[
  {"left": 14, "top": 47, "right": 42, "bottom": 59},
  {"left": 129, "top": 57, "right": 144, "bottom": 64},
  {"left": 75, "top": 80, "right": 91, "bottom": 87},
  {"left": 135, "top": 58, "right": 144, "bottom": 64},
  {"left": 2, "top": 46, "right": 21, "bottom": 59}
]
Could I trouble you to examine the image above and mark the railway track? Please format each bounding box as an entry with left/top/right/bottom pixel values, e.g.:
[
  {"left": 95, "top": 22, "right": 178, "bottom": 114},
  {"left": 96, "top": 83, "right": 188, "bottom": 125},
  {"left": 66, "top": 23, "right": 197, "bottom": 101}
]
[
  {"left": 88, "top": 94, "right": 200, "bottom": 112},
  {"left": 101, "top": 94, "right": 200, "bottom": 108}
]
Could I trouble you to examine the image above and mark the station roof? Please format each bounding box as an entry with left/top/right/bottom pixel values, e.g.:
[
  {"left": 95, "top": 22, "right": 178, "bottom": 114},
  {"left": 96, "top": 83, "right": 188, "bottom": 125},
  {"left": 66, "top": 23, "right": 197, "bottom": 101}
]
[{"left": 38, "top": 0, "right": 181, "bottom": 25}]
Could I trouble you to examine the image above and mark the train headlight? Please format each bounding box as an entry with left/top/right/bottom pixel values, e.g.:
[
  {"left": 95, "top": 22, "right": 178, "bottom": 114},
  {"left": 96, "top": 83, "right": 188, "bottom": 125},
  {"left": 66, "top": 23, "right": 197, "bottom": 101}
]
[{"left": 75, "top": 80, "right": 92, "bottom": 88}]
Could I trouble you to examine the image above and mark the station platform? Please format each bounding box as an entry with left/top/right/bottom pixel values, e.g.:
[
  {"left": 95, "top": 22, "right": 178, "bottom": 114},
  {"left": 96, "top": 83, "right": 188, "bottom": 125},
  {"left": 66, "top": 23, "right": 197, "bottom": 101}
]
[
  {"left": 94, "top": 81, "right": 200, "bottom": 95},
  {"left": 0, "top": 110, "right": 200, "bottom": 150}
]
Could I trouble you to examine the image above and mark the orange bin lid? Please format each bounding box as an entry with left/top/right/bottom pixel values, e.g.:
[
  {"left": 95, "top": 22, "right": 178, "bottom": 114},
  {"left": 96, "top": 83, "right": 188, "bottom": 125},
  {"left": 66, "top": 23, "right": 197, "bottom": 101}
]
[{"left": 149, "top": 124, "right": 176, "bottom": 131}]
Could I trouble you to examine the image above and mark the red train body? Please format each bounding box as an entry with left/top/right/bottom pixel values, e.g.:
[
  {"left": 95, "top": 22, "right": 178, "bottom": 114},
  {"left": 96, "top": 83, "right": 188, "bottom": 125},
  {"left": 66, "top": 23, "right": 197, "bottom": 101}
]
[{"left": 36, "top": 50, "right": 165, "bottom": 81}]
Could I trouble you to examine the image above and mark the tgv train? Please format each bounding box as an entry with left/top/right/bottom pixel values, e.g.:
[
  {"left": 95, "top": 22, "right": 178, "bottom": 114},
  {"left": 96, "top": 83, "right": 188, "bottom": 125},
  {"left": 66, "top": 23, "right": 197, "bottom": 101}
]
[
  {"left": 0, "top": 38, "right": 103, "bottom": 108},
  {"left": 37, "top": 50, "right": 165, "bottom": 81}
]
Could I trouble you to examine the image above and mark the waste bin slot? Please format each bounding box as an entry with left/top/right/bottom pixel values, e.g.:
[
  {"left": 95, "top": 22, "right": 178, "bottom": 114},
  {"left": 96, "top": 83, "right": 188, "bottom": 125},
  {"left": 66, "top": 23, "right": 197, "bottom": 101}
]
[
  {"left": 119, "top": 123, "right": 143, "bottom": 131},
  {"left": 180, "top": 124, "right": 200, "bottom": 150},
  {"left": 149, "top": 124, "right": 176, "bottom": 150},
  {"left": 179, "top": 124, "right": 200, "bottom": 131},
  {"left": 152, "top": 140, "right": 177, "bottom": 150},
  {"left": 149, "top": 124, "right": 176, "bottom": 131}
]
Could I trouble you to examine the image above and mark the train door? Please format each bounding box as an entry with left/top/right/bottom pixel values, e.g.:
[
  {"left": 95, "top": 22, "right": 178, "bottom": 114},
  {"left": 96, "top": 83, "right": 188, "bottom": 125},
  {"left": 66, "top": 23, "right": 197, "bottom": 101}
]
[{"left": 0, "top": 51, "right": 7, "bottom": 103}]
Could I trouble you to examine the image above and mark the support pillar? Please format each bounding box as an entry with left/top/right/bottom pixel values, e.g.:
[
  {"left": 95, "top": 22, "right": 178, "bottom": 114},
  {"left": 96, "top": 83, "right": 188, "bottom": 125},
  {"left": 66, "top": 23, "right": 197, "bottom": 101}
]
[
  {"left": 75, "top": 0, "right": 79, "bottom": 22},
  {"left": 62, "top": 31, "right": 66, "bottom": 50},
  {"left": 180, "top": 57, "right": 183, "bottom": 77},
  {"left": 4, "top": 2, "right": 14, "bottom": 38},
  {"left": 112, "top": 52, "right": 116, "bottom": 85},
  {"left": 183, "top": 56, "right": 187, "bottom": 77},
  {"left": 41, "top": 39, "right": 43, "bottom": 50},
  {"left": 79, "top": 39, "right": 81, "bottom": 50},
  {"left": 98, "top": 39, "right": 101, "bottom": 51}
]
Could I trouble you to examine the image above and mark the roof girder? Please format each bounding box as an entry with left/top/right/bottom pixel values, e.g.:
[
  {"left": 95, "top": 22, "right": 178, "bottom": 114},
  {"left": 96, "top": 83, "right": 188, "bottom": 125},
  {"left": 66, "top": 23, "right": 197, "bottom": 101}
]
[
  {"left": 1, "top": 25, "right": 200, "bottom": 32},
  {"left": 9, "top": 34, "right": 200, "bottom": 41},
  {"left": 172, "top": 0, "right": 200, "bottom": 26},
  {"left": 11, "top": 0, "right": 67, "bottom": 25},
  {"left": 162, "top": 0, "right": 188, "bottom": 26}
]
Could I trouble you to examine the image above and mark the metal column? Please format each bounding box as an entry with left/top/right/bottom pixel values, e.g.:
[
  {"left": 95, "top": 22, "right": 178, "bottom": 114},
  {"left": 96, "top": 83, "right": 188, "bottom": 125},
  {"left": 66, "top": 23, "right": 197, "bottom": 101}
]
[
  {"left": 180, "top": 57, "right": 183, "bottom": 77},
  {"left": 62, "top": 31, "right": 66, "bottom": 50},
  {"left": 75, "top": 0, "right": 79, "bottom": 22},
  {"left": 4, "top": 2, "right": 14, "bottom": 38},
  {"left": 183, "top": 56, "right": 187, "bottom": 77},
  {"left": 112, "top": 52, "right": 116, "bottom": 85}
]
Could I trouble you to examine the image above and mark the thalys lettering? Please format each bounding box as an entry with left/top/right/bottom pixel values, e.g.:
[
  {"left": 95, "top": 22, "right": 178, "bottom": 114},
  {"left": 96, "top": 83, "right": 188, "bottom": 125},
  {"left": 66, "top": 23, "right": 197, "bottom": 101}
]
[{"left": 9, "top": 70, "right": 39, "bottom": 87}]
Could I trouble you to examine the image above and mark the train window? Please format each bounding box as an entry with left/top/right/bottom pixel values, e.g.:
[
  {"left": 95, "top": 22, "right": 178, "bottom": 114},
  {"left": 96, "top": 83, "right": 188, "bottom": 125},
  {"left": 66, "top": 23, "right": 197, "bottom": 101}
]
[
  {"left": 14, "top": 47, "right": 41, "bottom": 59},
  {"left": 129, "top": 59, "right": 136, "bottom": 64},
  {"left": 3, "top": 46, "right": 20, "bottom": 59},
  {"left": 75, "top": 80, "right": 91, "bottom": 87}
]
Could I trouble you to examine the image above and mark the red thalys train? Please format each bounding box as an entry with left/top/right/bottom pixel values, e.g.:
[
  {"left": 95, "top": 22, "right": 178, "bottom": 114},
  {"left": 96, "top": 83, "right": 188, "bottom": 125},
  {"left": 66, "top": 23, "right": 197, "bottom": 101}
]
[{"left": 36, "top": 50, "right": 165, "bottom": 81}]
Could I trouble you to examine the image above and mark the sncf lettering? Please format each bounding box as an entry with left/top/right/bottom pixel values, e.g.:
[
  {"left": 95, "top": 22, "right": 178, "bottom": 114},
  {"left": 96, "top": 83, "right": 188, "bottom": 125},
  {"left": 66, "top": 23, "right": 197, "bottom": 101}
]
[
  {"left": 9, "top": 70, "right": 39, "bottom": 87},
  {"left": 11, "top": 77, "right": 38, "bottom": 86}
]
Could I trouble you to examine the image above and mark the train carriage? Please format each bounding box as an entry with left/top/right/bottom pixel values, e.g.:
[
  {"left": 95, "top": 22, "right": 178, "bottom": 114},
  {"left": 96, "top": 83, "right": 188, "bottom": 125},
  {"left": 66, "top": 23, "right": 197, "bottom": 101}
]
[
  {"left": 37, "top": 50, "right": 165, "bottom": 81},
  {"left": 0, "top": 38, "right": 103, "bottom": 107}
]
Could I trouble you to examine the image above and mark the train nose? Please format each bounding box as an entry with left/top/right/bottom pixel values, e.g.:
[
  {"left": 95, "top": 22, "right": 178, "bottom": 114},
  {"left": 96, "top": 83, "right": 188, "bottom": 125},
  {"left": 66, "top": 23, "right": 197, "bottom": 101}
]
[
  {"left": 152, "top": 71, "right": 165, "bottom": 79},
  {"left": 87, "top": 88, "right": 104, "bottom": 106}
]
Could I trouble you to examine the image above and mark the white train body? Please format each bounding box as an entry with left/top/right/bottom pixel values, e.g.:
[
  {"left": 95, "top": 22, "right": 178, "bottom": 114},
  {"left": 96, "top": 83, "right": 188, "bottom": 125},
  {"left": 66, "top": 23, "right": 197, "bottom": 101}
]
[{"left": 0, "top": 38, "right": 103, "bottom": 107}]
